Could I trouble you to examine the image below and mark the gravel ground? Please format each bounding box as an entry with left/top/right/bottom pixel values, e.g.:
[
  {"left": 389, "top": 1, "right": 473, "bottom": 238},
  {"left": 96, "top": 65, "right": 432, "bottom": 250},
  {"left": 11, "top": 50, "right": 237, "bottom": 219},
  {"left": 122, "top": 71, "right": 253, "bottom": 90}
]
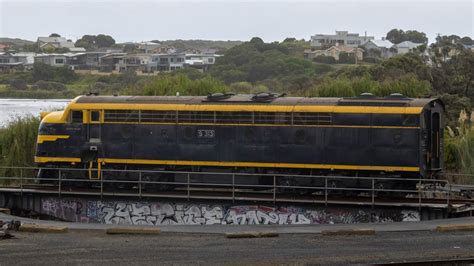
[{"left": 0, "top": 230, "right": 473, "bottom": 265}]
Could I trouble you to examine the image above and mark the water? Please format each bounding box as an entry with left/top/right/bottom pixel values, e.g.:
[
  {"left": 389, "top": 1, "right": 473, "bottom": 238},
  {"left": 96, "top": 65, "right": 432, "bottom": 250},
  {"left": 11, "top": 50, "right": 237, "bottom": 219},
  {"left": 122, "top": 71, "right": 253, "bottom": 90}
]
[{"left": 0, "top": 98, "right": 70, "bottom": 127}]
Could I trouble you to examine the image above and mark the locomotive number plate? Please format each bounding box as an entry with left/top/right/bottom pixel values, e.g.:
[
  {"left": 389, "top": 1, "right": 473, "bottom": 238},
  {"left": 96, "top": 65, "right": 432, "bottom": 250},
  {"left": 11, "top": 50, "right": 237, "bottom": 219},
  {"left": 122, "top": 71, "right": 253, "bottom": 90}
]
[{"left": 197, "top": 129, "right": 215, "bottom": 138}]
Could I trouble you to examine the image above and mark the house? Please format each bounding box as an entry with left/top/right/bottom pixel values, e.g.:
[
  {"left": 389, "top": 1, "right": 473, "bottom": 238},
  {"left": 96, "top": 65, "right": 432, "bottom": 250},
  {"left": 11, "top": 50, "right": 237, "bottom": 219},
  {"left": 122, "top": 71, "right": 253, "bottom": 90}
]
[
  {"left": 34, "top": 53, "right": 69, "bottom": 66},
  {"left": 117, "top": 54, "right": 158, "bottom": 72},
  {"left": 394, "top": 41, "right": 424, "bottom": 54},
  {"left": 362, "top": 39, "right": 394, "bottom": 58},
  {"left": 0, "top": 44, "right": 10, "bottom": 52},
  {"left": 0, "top": 52, "right": 35, "bottom": 72},
  {"left": 184, "top": 52, "right": 219, "bottom": 71},
  {"left": 311, "top": 31, "right": 374, "bottom": 48},
  {"left": 156, "top": 53, "right": 186, "bottom": 71},
  {"left": 37, "top": 37, "right": 76, "bottom": 51},
  {"left": 99, "top": 53, "right": 126, "bottom": 72},
  {"left": 137, "top": 42, "right": 162, "bottom": 53},
  {"left": 69, "top": 47, "right": 87, "bottom": 52},
  {"left": 304, "top": 45, "right": 363, "bottom": 62}
]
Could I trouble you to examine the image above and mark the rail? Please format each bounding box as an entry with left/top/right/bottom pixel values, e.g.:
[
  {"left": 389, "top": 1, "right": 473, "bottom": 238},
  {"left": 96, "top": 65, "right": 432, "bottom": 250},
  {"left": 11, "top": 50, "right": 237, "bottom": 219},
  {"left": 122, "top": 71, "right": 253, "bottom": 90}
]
[{"left": 0, "top": 166, "right": 462, "bottom": 209}]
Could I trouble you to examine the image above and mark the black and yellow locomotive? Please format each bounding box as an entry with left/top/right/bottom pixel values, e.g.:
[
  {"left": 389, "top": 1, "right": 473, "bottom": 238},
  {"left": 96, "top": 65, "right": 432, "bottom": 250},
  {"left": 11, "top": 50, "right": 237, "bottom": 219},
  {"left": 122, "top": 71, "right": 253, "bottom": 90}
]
[{"left": 35, "top": 93, "right": 444, "bottom": 189}]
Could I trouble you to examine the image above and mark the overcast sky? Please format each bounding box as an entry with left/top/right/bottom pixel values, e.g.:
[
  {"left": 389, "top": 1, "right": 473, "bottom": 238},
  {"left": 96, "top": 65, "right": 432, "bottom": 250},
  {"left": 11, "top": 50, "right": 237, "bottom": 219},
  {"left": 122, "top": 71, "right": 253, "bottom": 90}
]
[{"left": 0, "top": 0, "right": 472, "bottom": 43}]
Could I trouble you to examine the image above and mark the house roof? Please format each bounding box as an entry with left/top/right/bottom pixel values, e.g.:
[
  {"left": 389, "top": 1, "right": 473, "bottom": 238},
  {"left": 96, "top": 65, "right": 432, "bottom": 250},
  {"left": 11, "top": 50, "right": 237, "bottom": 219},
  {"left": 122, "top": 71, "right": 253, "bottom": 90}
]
[
  {"left": 37, "top": 37, "right": 75, "bottom": 48},
  {"left": 69, "top": 47, "right": 86, "bottom": 52},
  {"left": 365, "top": 39, "right": 394, "bottom": 48},
  {"left": 394, "top": 41, "right": 424, "bottom": 49},
  {"left": 38, "top": 37, "right": 67, "bottom": 43}
]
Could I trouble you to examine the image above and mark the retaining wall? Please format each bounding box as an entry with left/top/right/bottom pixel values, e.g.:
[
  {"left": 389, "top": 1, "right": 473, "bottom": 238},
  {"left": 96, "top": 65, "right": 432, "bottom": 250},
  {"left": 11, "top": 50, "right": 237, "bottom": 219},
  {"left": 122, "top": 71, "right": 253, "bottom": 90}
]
[{"left": 39, "top": 197, "right": 421, "bottom": 225}]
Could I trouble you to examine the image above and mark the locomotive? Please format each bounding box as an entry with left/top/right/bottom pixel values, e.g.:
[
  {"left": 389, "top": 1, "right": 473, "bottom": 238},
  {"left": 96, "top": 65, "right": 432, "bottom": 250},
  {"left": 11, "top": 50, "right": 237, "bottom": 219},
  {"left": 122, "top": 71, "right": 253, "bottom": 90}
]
[{"left": 35, "top": 93, "right": 444, "bottom": 190}]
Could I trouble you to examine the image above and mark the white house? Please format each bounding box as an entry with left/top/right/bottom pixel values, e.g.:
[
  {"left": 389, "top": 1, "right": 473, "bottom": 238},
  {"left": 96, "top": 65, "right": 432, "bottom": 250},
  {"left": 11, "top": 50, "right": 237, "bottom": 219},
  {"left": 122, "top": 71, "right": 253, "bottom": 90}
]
[
  {"left": 311, "top": 31, "right": 374, "bottom": 48},
  {"left": 362, "top": 39, "right": 395, "bottom": 58},
  {"left": 393, "top": 41, "right": 424, "bottom": 54}
]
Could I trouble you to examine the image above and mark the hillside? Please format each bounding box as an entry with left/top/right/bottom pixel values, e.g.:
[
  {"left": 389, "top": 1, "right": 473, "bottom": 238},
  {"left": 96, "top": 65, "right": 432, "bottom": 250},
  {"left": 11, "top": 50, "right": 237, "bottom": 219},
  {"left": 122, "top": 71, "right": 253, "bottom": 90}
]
[
  {"left": 0, "top": 37, "right": 35, "bottom": 47},
  {"left": 159, "top": 39, "right": 243, "bottom": 52}
]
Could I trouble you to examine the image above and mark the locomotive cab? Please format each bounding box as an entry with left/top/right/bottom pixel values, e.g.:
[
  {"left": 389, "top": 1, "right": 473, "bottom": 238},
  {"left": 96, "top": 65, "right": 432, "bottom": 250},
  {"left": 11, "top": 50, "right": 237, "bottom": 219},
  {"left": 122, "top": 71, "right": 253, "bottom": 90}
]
[{"left": 420, "top": 99, "right": 444, "bottom": 177}]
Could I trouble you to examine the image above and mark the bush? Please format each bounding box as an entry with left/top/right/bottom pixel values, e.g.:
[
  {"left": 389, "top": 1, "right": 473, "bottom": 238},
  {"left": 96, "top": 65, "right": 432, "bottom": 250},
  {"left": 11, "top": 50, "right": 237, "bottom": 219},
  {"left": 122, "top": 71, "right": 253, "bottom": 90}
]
[
  {"left": 310, "top": 78, "right": 354, "bottom": 97},
  {"left": 139, "top": 74, "right": 227, "bottom": 96},
  {"left": 0, "top": 116, "right": 40, "bottom": 183},
  {"left": 338, "top": 52, "right": 356, "bottom": 64},
  {"left": 31, "top": 80, "right": 66, "bottom": 91},
  {"left": 313, "top": 55, "right": 336, "bottom": 64},
  {"left": 9, "top": 79, "right": 28, "bottom": 90}
]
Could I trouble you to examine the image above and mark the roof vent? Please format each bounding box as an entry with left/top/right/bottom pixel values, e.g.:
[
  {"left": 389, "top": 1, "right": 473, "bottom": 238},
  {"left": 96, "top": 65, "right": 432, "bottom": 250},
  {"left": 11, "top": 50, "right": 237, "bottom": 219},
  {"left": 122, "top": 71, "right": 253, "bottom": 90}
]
[
  {"left": 205, "top": 92, "right": 235, "bottom": 101},
  {"left": 388, "top": 93, "right": 405, "bottom": 98},
  {"left": 359, "top": 92, "right": 375, "bottom": 98},
  {"left": 251, "top": 92, "right": 286, "bottom": 102}
]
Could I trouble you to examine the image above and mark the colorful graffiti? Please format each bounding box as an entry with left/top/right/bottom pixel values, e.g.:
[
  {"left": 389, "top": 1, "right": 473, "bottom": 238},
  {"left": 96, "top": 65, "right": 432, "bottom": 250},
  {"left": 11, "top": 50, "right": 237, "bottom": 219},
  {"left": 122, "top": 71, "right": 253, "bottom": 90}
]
[{"left": 40, "top": 197, "right": 420, "bottom": 225}]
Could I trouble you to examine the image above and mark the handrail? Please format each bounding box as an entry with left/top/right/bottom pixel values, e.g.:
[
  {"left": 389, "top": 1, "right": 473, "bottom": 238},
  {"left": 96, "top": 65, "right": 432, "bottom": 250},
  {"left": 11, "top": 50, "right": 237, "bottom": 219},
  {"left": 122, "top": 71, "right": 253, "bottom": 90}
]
[{"left": 0, "top": 165, "right": 458, "bottom": 209}]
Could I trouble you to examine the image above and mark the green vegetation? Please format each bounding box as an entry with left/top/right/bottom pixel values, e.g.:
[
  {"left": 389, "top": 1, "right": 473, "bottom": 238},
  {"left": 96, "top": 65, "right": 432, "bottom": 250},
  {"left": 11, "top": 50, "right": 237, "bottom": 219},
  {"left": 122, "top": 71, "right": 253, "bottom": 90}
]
[
  {"left": 159, "top": 39, "right": 243, "bottom": 53},
  {"left": 0, "top": 116, "right": 40, "bottom": 184},
  {"left": 444, "top": 124, "right": 474, "bottom": 183},
  {"left": 386, "top": 29, "right": 428, "bottom": 44},
  {"left": 75, "top": 34, "right": 116, "bottom": 50}
]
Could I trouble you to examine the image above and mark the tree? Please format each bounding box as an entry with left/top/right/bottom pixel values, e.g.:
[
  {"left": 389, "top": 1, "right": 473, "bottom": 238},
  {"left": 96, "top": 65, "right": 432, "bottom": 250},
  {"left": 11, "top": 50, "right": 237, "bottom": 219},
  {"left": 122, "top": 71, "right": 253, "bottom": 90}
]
[
  {"left": 386, "top": 29, "right": 428, "bottom": 44},
  {"left": 282, "top": 37, "right": 297, "bottom": 43},
  {"left": 75, "top": 34, "right": 116, "bottom": 50},
  {"left": 75, "top": 35, "right": 96, "bottom": 50},
  {"left": 95, "top": 34, "right": 115, "bottom": 48},
  {"left": 404, "top": 30, "right": 428, "bottom": 44},
  {"left": 460, "top": 36, "right": 473, "bottom": 45},
  {"left": 123, "top": 43, "right": 138, "bottom": 53},
  {"left": 49, "top": 33, "right": 61, "bottom": 37},
  {"left": 386, "top": 29, "right": 405, "bottom": 44}
]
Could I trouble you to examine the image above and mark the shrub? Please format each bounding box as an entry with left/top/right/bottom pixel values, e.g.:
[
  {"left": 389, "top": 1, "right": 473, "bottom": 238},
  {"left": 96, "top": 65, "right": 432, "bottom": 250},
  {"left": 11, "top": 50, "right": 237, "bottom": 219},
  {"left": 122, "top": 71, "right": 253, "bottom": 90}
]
[
  {"left": 31, "top": 80, "right": 66, "bottom": 91},
  {"left": 0, "top": 116, "right": 40, "bottom": 184},
  {"left": 313, "top": 55, "right": 336, "bottom": 64},
  {"left": 9, "top": 79, "right": 28, "bottom": 90}
]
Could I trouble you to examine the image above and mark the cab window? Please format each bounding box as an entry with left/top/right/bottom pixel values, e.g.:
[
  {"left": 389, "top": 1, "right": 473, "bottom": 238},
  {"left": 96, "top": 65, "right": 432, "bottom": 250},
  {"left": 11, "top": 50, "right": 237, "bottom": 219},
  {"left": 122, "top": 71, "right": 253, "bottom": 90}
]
[
  {"left": 90, "top": 111, "right": 101, "bottom": 123},
  {"left": 71, "top": 111, "right": 83, "bottom": 123}
]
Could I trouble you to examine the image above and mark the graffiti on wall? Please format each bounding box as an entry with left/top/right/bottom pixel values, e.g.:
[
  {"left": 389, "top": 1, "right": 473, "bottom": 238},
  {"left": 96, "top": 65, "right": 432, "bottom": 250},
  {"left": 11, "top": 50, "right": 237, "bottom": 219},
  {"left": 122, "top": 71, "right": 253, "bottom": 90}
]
[{"left": 41, "top": 197, "right": 420, "bottom": 225}]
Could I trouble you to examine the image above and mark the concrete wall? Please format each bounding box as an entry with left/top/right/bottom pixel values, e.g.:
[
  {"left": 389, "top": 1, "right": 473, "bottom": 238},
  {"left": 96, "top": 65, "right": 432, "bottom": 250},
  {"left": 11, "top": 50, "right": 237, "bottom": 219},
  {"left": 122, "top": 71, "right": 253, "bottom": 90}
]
[{"left": 39, "top": 197, "right": 420, "bottom": 225}]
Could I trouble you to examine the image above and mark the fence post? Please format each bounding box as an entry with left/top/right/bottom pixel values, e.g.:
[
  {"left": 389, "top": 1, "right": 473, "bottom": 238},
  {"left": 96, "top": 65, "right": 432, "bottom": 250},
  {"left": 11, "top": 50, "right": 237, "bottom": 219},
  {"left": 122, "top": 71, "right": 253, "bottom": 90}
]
[
  {"left": 273, "top": 176, "right": 276, "bottom": 204},
  {"left": 446, "top": 181, "right": 451, "bottom": 208},
  {"left": 187, "top": 173, "right": 190, "bottom": 200},
  {"left": 20, "top": 168, "right": 23, "bottom": 195},
  {"left": 232, "top": 173, "right": 235, "bottom": 203},
  {"left": 371, "top": 178, "right": 375, "bottom": 208},
  {"left": 58, "top": 169, "right": 62, "bottom": 197},
  {"left": 139, "top": 172, "right": 142, "bottom": 199},
  {"left": 418, "top": 179, "right": 422, "bottom": 211},
  {"left": 324, "top": 177, "right": 328, "bottom": 206},
  {"left": 100, "top": 173, "right": 104, "bottom": 199}
]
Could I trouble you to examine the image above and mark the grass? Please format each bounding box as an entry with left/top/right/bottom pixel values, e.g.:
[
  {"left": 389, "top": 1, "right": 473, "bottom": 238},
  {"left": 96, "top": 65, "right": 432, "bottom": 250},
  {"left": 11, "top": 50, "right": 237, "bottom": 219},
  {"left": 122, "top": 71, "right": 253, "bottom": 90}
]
[{"left": 0, "top": 115, "right": 40, "bottom": 185}]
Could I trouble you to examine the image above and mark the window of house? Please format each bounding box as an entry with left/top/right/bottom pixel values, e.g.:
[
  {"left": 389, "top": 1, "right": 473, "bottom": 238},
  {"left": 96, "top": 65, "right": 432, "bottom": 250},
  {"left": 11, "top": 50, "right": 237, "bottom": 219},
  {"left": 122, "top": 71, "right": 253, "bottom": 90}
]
[
  {"left": 55, "top": 58, "right": 64, "bottom": 64},
  {"left": 170, "top": 58, "right": 174, "bottom": 62},
  {"left": 208, "top": 58, "right": 214, "bottom": 63}
]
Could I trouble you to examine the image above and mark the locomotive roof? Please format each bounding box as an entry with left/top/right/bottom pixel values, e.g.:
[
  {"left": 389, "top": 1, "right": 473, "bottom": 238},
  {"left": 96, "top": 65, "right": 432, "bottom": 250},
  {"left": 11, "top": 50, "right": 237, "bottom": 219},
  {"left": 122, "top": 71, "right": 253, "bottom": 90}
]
[{"left": 74, "top": 94, "right": 441, "bottom": 108}]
